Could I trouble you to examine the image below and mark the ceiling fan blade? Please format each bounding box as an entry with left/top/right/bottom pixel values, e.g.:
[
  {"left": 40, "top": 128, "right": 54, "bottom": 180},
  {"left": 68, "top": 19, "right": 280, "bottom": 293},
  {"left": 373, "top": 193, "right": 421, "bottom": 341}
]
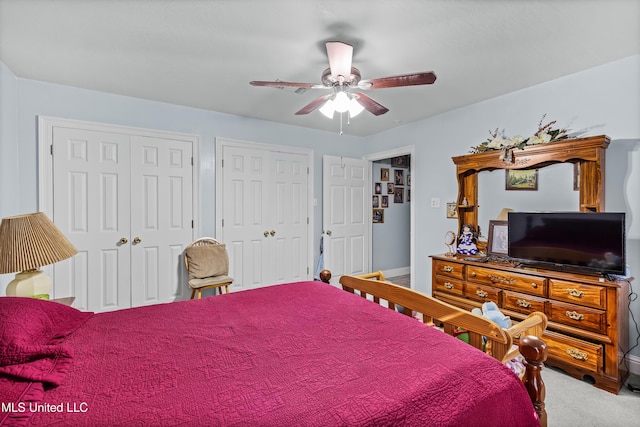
[
  {"left": 359, "top": 71, "right": 437, "bottom": 89},
  {"left": 295, "top": 94, "right": 333, "bottom": 115},
  {"left": 353, "top": 92, "right": 389, "bottom": 116},
  {"left": 326, "top": 41, "right": 353, "bottom": 81},
  {"left": 250, "top": 80, "right": 318, "bottom": 89}
]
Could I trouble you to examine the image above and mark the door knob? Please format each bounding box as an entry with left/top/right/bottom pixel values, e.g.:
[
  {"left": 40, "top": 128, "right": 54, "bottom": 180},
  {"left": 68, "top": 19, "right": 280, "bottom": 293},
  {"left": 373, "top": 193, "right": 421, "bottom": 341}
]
[
  {"left": 133, "top": 237, "right": 142, "bottom": 244},
  {"left": 270, "top": 230, "right": 276, "bottom": 236},
  {"left": 264, "top": 230, "right": 269, "bottom": 237},
  {"left": 119, "top": 237, "right": 128, "bottom": 244},
  {"left": 326, "top": 230, "right": 332, "bottom": 236}
]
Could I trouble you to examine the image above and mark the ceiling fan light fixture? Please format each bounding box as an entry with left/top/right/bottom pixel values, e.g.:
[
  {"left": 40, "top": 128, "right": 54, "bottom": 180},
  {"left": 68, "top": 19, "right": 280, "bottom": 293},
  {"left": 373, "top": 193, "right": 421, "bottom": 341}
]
[
  {"left": 319, "top": 99, "right": 335, "bottom": 119},
  {"left": 333, "top": 91, "right": 350, "bottom": 113},
  {"left": 348, "top": 98, "right": 364, "bottom": 118}
]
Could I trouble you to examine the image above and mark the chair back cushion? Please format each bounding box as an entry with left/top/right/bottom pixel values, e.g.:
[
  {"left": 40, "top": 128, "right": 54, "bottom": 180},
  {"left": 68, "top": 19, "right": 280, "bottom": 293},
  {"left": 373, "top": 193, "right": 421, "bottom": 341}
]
[{"left": 185, "top": 244, "right": 229, "bottom": 278}]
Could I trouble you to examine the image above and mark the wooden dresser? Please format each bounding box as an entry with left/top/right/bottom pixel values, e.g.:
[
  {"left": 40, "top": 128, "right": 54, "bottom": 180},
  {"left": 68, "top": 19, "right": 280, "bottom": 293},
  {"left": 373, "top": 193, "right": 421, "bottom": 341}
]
[{"left": 431, "top": 254, "right": 630, "bottom": 394}]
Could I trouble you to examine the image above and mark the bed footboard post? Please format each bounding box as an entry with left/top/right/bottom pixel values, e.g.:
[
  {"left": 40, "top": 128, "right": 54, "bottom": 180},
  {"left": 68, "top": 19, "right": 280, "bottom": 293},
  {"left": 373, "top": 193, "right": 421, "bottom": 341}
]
[
  {"left": 319, "top": 270, "right": 332, "bottom": 283},
  {"left": 519, "top": 335, "right": 547, "bottom": 427}
]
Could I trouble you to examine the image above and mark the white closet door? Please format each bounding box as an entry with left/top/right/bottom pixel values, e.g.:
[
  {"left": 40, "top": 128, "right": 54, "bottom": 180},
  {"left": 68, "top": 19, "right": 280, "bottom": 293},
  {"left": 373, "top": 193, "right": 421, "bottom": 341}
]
[
  {"left": 52, "top": 127, "right": 131, "bottom": 312},
  {"left": 322, "top": 155, "right": 369, "bottom": 284},
  {"left": 221, "top": 144, "right": 310, "bottom": 290},
  {"left": 44, "top": 117, "right": 197, "bottom": 312},
  {"left": 129, "top": 135, "right": 194, "bottom": 306}
]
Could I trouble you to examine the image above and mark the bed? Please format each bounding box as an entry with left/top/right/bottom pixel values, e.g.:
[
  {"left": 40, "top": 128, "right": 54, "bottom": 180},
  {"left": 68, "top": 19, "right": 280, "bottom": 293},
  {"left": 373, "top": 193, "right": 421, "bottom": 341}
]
[{"left": 1, "top": 274, "right": 545, "bottom": 427}]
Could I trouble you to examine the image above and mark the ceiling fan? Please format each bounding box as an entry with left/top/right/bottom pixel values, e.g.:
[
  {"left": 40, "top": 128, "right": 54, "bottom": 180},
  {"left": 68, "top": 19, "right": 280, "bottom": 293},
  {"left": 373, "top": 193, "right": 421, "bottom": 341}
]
[{"left": 250, "top": 41, "right": 437, "bottom": 119}]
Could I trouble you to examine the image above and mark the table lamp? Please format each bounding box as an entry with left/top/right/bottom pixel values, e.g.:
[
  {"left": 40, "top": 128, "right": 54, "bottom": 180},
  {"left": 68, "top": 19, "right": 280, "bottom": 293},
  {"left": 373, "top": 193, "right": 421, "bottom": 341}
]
[{"left": 0, "top": 212, "right": 77, "bottom": 299}]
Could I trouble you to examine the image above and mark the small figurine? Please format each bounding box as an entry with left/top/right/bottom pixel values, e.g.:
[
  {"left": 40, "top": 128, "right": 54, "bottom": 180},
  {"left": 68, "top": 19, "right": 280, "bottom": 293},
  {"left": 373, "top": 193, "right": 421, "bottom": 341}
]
[{"left": 456, "top": 223, "right": 478, "bottom": 255}]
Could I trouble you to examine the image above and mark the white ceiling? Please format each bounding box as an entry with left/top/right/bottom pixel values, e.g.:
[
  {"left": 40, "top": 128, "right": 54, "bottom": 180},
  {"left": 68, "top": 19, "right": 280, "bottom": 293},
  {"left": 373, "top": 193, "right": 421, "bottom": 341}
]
[{"left": 1, "top": 0, "right": 639, "bottom": 136}]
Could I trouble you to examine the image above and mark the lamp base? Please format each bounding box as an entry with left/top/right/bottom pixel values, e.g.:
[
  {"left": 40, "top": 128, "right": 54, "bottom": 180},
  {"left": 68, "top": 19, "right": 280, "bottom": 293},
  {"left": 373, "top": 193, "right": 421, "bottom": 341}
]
[{"left": 5, "top": 270, "right": 52, "bottom": 300}]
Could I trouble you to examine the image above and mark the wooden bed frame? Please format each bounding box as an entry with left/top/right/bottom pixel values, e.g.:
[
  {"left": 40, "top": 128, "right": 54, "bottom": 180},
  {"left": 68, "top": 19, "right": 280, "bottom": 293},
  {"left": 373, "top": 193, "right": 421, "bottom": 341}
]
[{"left": 319, "top": 270, "right": 549, "bottom": 427}]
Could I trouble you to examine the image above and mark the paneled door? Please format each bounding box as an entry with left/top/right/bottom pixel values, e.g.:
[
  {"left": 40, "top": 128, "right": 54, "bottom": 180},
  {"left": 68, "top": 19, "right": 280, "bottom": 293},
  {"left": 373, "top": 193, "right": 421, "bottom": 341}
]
[
  {"left": 322, "top": 155, "right": 369, "bottom": 284},
  {"left": 217, "top": 139, "right": 312, "bottom": 290},
  {"left": 40, "top": 117, "right": 198, "bottom": 312}
]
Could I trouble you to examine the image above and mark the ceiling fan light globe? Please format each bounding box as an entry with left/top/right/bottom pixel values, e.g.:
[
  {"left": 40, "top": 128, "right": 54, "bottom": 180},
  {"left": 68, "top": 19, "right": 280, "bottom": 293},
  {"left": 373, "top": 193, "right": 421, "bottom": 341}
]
[
  {"left": 334, "top": 92, "right": 350, "bottom": 113},
  {"left": 319, "top": 99, "right": 335, "bottom": 119},
  {"left": 348, "top": 99, "right": 364, "bottom": 117}
]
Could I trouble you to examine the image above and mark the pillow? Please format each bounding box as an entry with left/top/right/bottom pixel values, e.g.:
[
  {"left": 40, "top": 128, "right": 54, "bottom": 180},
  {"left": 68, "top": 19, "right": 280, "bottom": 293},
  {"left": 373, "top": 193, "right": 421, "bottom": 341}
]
[
  {"left": 185, "top": 244, "right": 229, "bottom": 278},
  {"left": 0, "top": 297, "right": 93, "bottom": 384}
]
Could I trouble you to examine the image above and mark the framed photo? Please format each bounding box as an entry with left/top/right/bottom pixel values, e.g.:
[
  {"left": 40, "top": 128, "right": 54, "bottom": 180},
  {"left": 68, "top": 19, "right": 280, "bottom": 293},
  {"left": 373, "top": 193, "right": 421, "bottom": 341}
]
[
  {"left": 381, "top": 195, "right": 389, "bottom": 208},
  {"left": 372, "top": 208, "right": 384, "bottom": 224},
  {"left": 407, "top": 189, "right": 410, "bottom": 202},
  {"left": 380, "top": 168, "right": 390, "bottom": 181},
  {"left": 407, "top": 174, "right": 411, "bottom": 186},
  {"left": 487, "top": 220, "right": 509, "bottom": 256},
  {"left": 374, "top": 182, "right": 382, "bottom": 194},
  {"left": 446, "top": 202, "right": 458, "bottom": 219},
  {"left": 394, "top": 169, "right": 404, "bottom": 186},
  {"left": 387, "top": 183, "right": 395, "bottom": 194},
  {"left": 372, "top": 195, "right": 379, "bottom": 208},
  {"left": 391, "top": 155, "right": 409, "bottom": 168},
  {"left": 573, "top": 163, "right": 580, "bottom": 191},
  {"left": 394, "top": 187, "right": 404, "bottom": 203},
  {"left": 506, "top": 169, "right": 538, "bottom": 191}
]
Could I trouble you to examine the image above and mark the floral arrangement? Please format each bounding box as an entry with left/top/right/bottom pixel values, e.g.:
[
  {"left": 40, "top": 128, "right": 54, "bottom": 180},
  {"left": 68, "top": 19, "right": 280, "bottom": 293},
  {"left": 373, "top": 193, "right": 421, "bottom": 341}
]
[{"left": 470, "top": 115, "right": 570, "bottom": 154}]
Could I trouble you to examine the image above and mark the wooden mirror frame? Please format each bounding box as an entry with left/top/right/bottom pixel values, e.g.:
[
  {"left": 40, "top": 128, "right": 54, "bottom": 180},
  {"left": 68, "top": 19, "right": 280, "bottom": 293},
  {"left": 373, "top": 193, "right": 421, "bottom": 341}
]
[{"left": 451, "top": 135, "right": 610, "bottom": 235}]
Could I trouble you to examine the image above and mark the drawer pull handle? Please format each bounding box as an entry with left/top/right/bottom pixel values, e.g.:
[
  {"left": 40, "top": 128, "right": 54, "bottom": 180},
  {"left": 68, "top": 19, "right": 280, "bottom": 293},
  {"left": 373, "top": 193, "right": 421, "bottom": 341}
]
[
  {"left": 566, "top": 311, "right": 584, "bottom": 321},
  {"left": 487, "top": 274, "right": 516, "bottom": 285},
  {"left": 444, "top": 282, "right": 455, "bottom": 290},
  {"left": 443, "top": 266, "right": 454, "bottom": 273},
  {"left": 517, "top": 299, "right": 532, "bottom": 308},
  {"left": 531, "top": 283, "right": 538, "bottom": 289},
  {"left": 567, "top": 348, "right": 588, "bottom": 361},
  {"left": 567, "top": 289, "right": 584, "bottom": 298},
  {"left": 476, "top": 289, "right": 488, "bottom": 298},
  {"left": 470, "top": 272, "right": 476, "bottom": 277}
]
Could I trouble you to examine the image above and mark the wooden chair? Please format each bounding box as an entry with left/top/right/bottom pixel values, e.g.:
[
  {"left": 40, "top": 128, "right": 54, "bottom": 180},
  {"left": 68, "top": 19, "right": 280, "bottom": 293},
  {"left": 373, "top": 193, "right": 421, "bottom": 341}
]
[{"left": 184, "top": 237, "right": 233, "bottom": 299}]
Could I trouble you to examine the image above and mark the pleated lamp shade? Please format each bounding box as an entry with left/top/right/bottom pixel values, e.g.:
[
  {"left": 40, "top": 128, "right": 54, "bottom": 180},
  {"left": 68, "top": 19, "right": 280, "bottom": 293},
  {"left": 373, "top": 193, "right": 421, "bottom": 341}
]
[{"left": 0, "top": 212, "right": 77, "bottom": 299}]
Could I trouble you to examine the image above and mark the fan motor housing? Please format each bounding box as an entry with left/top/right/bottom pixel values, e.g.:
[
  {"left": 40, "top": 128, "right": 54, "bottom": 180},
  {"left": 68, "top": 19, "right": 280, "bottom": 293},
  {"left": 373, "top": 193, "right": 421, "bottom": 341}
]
[{"left": 321, "top": 67, "right": 361, "bottom": 87}]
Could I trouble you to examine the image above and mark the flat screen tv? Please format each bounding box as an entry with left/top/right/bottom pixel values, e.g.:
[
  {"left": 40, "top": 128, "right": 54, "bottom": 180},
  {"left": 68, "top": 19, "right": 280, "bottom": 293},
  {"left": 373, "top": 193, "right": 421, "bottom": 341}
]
[{"left": 508, "top": 212, "right": 626, "bottom": 276}]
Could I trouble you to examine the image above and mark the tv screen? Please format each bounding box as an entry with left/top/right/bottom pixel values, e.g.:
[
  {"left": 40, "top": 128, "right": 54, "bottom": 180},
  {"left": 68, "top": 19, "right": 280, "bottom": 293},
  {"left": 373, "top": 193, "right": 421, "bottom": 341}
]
[{"left": 508, "top": 212, "right": 626, "bottom": 275}]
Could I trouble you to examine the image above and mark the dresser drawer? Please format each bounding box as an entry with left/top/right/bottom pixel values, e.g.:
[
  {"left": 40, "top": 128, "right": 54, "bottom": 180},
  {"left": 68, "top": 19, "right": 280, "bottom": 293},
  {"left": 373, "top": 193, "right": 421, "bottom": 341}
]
[
  {"left": 549, "top": 301, "right": 607, "bottom": 334},
  {"left": 433, "top": 260, "right": 464, "bottom": 280},
  {"left": 549, "top": 279, "right": 606, "bottom": 309},
  {"left": 545, "top": 332, "right": 602, "bottom": 374},
  {"left": 503, "top": 291, "right": 546, "bottom": 315},
  {"left": 433, "top": 275, "right": 465, "bottom": 297},
  {"left": 464, "top": 283, "right": 501, "bottom": 304},
  {"left": 468, "top": 266, "right": 546, "bottom": 297}
]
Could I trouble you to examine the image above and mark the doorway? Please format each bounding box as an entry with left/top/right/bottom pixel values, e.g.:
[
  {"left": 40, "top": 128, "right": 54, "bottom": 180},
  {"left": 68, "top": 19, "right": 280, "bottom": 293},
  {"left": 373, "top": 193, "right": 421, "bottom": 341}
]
[{"left": 364, "top": 146, "right": 414, "bottom": 289}]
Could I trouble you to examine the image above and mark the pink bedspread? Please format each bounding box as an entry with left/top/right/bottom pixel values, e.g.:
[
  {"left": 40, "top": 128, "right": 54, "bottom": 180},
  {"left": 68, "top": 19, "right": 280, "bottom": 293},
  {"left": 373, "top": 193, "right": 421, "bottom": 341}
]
[{"left": 2, "top": 281, "right": 539, "bottom": 426}]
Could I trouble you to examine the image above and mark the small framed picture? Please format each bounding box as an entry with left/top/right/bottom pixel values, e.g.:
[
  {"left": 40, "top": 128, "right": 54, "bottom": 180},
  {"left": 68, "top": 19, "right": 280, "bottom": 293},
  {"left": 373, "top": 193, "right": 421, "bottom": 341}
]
[
  {"left": 373, "top": 208, "right": 384, "bottom": 224},
  {"left": 394, "top": 187, "right": 404, "bottom": 203},
  {"left": 394, "top": 169, "right": 404, "bottom": 186},
  {"left": 487, "top": 220, "right": 509, "bottom": 256},
  {"left": 381, "top": 195, "right": 389, "bottom": 208},
  {"left": 387, "top": 183, "right": 395, "bottom": 194},
  {"left": 407, "top": 189, "right": 410, "bottom": 202},
  {"left": 374, "top": 182, "right": 382, "bottom": 194},
  {"left": 446, "top": 202, "right": 458, "bottom": 219},
  {"left": 407, "top": 174, "right": 411, "bottom": 186},
  {"left": 506, "top": 169, "right": 538, "bottom": 190},
  {"left": 380, "top": 168, "right": 390, "bottom": 181},
  {"left": 372, "top": 195, "right": 380, "bottom": 208}
]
